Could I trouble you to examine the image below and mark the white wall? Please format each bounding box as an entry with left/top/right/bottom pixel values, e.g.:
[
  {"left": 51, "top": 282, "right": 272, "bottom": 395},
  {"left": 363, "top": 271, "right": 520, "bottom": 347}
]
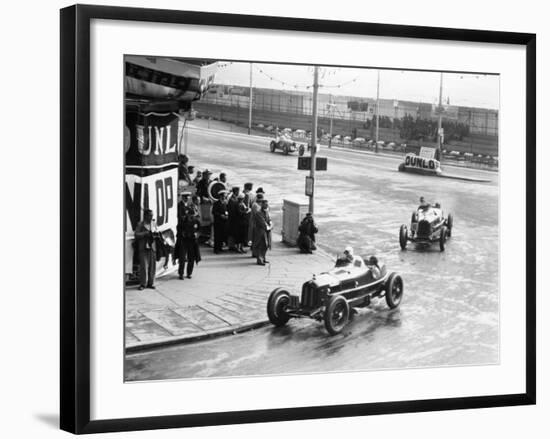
[{"left": 0, "top": 1, "right": 546, "bottom": 438}]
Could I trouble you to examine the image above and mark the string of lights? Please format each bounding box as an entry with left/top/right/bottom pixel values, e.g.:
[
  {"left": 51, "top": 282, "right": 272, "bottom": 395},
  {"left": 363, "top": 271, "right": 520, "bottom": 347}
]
[{"left": 253, "top": 65, "right": 363, "bottom": 90}]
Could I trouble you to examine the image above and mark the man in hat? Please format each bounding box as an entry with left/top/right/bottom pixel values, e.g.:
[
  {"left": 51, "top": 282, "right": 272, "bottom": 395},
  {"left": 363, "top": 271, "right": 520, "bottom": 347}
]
[
  {"left": 227, "top": 186, "right": 241, "bottom": 251},
  {"left": 418, "top": 196, "right": 431, "bottom": 211},
  {"left": 192, "top": 170, "right": 203, "bottom": 186},
  {"left": 178, "top": 191, "right": 192, "bottom": 217},
  {"left": 212, "top": 189, "right": 229, "bottom": 253},
  {"left": 196, "top": 169, "right": 212, "bottom": 201},
  {"left": 297, "top": 212, "right": 318, "bottom": 254},
  {"left": 175, "top": 205, "right": 202, "bottom": 279},
  {"left": 249, "top": 191, "right": 264, "bottom": 258},
  {"left": 134, "top": 209, "right": 160, "bottom": 290},
  {"left": 243, "top": 182, "right": 254, "bottom": 209},
  {"left": 236, "top": 192, "right": 251, "bottom": 254},
  {"left": 253, "top": 199, "right": 273, "bottom": 265}
]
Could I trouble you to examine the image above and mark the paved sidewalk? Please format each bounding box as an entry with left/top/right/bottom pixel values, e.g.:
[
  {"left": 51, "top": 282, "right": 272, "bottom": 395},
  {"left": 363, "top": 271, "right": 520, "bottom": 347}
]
[{"left": 125, "top": 234, "right": 334, "bottom": 352}]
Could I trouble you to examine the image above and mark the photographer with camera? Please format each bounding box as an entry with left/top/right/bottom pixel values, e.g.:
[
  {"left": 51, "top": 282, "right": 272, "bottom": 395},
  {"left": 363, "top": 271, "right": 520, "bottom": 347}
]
[
  {"left": 134, "top": 209, "right": 160, "bottom": 290},
  {"left": 297, "top": 212, "right": 318, "bottom": 254}
]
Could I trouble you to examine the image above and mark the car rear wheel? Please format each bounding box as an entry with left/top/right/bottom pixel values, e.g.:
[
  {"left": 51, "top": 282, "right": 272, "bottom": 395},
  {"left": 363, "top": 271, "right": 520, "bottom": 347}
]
[
  {"left": 324, "top": 295, "right": 350, "bottom": 335},
  {"left": 283, "top": 144, "right": 289, "bottom": 155},
  {"left": 270, "top": 141, "right": 276, "bottom": 152},
  {"left": 446, "top": 213, "right": 453, "bottom": 237},
  {"left": 411, "top": 211, "right": 418, "bottom": 224},
  {"left": 267, "top": 288, "right": 291, "bottom": 327},
  {"left": 385, "top": 273, "right": 404, "bottom": 309},
  {"left": 399, "top": 224, "right": 408, "bottom": 250},
  {"left": 439, "top": 225, "right": 448, "bottom": 251}
]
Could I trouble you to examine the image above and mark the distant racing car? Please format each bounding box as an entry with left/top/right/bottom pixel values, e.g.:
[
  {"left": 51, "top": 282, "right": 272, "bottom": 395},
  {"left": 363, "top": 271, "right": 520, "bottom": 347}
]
[
  {"left": 399, "top": 203, "right": 453, "bottom": 251},
  {"left": 266, "top": 256, "right": 404, "bottom": 335},
  {"left": 269, "top": 134, "right": 297, "bottom": 155}
]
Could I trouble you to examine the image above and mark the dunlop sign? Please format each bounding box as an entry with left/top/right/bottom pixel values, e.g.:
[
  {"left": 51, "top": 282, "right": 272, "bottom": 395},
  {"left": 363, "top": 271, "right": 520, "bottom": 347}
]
[{"left": 401, "top": 153, "right": 442, "bottom": 175}]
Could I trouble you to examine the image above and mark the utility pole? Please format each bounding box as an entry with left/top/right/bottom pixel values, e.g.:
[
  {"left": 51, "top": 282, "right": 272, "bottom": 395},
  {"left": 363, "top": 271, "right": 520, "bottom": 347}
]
[
  {"left": 248, "top": 63, "right": 253, "bottom": 135},
  {"left": 375, "top": 69, "right": 380, "bottom": 153},
  {"left": 328, "top": 94, "right": 333, "bottom": 148},
  {"left": 437, "top": 72, "right": 443, "bottom": 153},
  {"left": 309, "top": 66, "right": 320, "bottom": 215}
]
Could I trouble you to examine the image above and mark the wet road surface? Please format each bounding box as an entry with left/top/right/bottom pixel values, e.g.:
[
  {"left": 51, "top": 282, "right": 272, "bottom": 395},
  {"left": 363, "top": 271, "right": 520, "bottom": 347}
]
[{"left": 125, "top": 128, "right": 499, "bottom": 381}]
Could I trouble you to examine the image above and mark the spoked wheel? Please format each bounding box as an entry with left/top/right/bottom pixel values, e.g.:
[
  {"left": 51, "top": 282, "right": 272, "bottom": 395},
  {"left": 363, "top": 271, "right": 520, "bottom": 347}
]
[
  {"left": 298, "top": 144, "right": 305, "bottom": 156},
  {"left": 267, "top": 288, "right": 291, "bottom": 327},
  {"left": 385, "top": 273, "right": 404, "bottom": 309},
  {"left": 439, "top": 225, "right": 448, "bottom": 252},
  {"left": 399, "top": 224, "right": 408, "bottom": 250},
  {"left": 324, "top": 295, "right": 350, "bottom": 335},
  {"left": 270, "top": 141, "right": 276, "bottom": 152},
  {"left": 446, "top": 213, "right": 453, "bottom": 237}
]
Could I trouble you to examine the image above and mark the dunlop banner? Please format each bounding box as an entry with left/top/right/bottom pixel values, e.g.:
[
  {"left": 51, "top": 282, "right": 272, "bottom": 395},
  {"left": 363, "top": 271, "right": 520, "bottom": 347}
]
[{"left": 125, "top": 110, "right": 180, "bottom": 274}]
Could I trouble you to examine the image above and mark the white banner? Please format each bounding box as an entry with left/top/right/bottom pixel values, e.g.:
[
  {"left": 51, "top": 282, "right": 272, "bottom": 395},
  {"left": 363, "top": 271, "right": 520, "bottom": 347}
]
[{"left": 125, "top": 167, "right": 178, "bottom": 273}]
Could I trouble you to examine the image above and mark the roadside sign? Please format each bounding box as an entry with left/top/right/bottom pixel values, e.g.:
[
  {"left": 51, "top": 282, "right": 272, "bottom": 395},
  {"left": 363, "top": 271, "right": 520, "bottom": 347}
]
[
  {"left": 297, "top": 156, "right": 328, "bottom": 171},
  {"left": 419, "top": 147, "right": 436, "bottom": 160},
  {"left": 305, "top": 176, "right": 314, "bottom": 196}
]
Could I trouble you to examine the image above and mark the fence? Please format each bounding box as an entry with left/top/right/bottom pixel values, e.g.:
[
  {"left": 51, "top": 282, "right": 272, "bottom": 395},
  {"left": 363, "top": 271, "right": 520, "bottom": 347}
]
[{"left": 197, "top": 89, "right": 499, "bottom": 157}]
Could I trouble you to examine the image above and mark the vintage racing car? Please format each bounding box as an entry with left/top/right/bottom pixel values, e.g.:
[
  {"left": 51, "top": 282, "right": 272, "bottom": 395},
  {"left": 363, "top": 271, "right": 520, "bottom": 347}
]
[
  {"left": 399, "top": 204, "right": 453, "bottom": 251},
  {"left": 266, "top": 256, "right": 404, "bottom": 335},
  {"left": 269, "top": 134, "right": 298, "bottom": 155}
]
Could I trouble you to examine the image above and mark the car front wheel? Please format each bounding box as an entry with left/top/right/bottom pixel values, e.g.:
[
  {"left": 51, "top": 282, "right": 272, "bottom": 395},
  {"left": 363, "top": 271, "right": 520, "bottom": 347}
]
[
  {"left": 439, "top": 225, "right": 448, "bottom": 251},
  {"left": 324, "top": 295, "right": 350, "bottom": 335},
  {"left": 270, "top": 141, "right": 276, "bottom": 152},
  {"left": 399, "top": 224, "right": 408, "bottom": 250},
  {"left": 385, "top": 273, "right": 404, "bottom": 309},
  {"left": 267, "top": 288, "right": 291, "bottom": 327}
]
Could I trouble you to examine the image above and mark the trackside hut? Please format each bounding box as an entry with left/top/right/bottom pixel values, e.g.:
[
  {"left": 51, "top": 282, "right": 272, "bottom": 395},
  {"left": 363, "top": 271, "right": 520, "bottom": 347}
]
[{"left": 124, "top": 57, "right": 218, "bottom": 277}]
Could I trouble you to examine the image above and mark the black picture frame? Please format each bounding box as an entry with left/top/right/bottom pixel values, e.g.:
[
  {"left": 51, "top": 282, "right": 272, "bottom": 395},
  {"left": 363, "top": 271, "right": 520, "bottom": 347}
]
[{"left": 60, "top": 4, "right": 536, "bottom": 434}]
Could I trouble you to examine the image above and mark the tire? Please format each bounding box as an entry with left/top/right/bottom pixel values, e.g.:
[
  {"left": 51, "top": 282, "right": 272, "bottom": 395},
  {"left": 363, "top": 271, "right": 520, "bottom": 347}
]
[
  {"left": 399, "top": 224, "right": 408, "bottom": 250},
  {"left": 324, "top": 295, "right": 350, "bottom": 335},
  {"left": 398, "top": 163, "right": 405, "bottom": 172},
  {"left": 411, "top": 211, "right": 417, "bottom": 224},
  {"left": 267, "top": 288, "right": 291, "bottom": 327},
  {"left": 446, "top": 213, "right": 453, "bottom": 237},
  {"left": 270, "top": 141, "right": 276, "bottom": 153},
  {"left": 439, "top": 225, "right": 447, "bottom": 251},
  {"left": 283, "top": 144, "right": 289, "bottom": 155},
  {"left": 298, "top": 145, "right": 305, "bottom": 156},
  {"left": 385, "top": 273, "right": 404, "bottom": 309}
]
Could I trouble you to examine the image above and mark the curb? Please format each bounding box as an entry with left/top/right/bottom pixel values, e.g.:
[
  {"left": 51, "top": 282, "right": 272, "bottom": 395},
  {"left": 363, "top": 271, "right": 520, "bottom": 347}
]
[{"left": 126, "top": 318, "right": 270, "bottom": 353}]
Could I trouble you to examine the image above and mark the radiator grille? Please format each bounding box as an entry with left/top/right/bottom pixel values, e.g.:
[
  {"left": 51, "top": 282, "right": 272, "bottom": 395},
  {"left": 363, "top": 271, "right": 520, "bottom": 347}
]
[
  {"left": 417, "top": 220, "right": 432, "bottom": 238},
  {"left": 301, "top": 283, "right": 320, "bottom": 309}
]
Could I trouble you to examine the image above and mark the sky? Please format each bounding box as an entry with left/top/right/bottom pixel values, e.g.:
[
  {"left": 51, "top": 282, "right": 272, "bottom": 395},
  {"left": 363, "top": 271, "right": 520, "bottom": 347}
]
[{"left": 213, "top": 62, "right": 500, "bottom": 109}]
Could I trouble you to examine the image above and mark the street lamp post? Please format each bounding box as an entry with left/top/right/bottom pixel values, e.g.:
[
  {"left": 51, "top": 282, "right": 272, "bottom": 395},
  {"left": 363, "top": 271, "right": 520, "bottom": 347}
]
[
  {"left": 309, "top": 66, "right": 320, "bottom": 215},
  {"left": 437, "top": 72, "right": 443, "bottom": 154},
  {"left": 248, "top": 63, "right": 253, "bottom": 135},
  {"left": 375, "top": 69, "right": 380, "bottom": 153},
  {"left": 328, "top": 94, "right": 333, "bottom": 148}
]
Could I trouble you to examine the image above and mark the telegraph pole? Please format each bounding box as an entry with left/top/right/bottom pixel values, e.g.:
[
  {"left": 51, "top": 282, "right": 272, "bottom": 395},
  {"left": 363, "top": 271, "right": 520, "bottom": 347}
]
[
  {"left": 437, "top": 72, "right": 443, "bottom": 153},
  {"left": 375, "top": 69, "right": 380, "bottom": 153},
  {"left": 248, "top": 63, "right": 253, "bottom": 135},
  {"left": 328, "top": 94, "right": 333, "bottom": 148},
  {"left": 309, "top": 66, "right": 320, "bottom": 215}
]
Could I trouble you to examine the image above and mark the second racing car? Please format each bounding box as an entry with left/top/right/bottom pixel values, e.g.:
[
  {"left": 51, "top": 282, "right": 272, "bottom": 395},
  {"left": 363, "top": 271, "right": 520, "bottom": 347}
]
[{"left": 399, "top": 201, "right": 453, "bottom": 251}]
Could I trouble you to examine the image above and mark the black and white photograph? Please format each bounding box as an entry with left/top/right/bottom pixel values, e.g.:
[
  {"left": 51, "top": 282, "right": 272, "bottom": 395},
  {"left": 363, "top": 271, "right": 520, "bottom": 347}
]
[{"left": 123, "top": 56, "right": 500, "bottom": 381}]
